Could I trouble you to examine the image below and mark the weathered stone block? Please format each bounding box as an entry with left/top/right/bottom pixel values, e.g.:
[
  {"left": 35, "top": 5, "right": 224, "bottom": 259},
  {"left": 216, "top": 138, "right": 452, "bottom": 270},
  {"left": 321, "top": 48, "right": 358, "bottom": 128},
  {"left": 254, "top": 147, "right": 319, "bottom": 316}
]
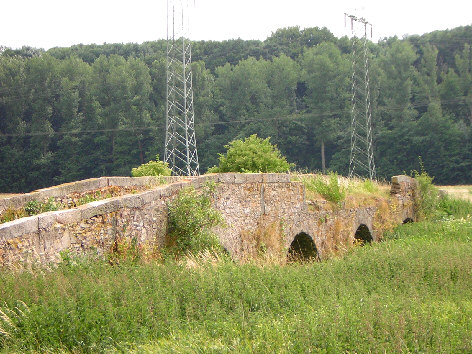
[
  {"left": 218, "top": 173, "right": 236, "bottom": 184},
  {"left": 262, "top": 173, "right": 290, "bottom": 183},
  {"left": 160, "top": 182, "right": 185, "bottom": 198},
  {"left": 141, "top": 189, "right": 162, "bottom": 204},
  {"left": 0, "top": 216, "right": 38, "bottom": 241},
  {"left": 120, "top": 194, "right": 144, "bottom": 209},
  {"left": 38, "top": 212, "right": 58, "bottom": 230},
  {"left": 391, "top": 175, "right": 414, "bottom": 185},
  {"left": 80, "top": 199, "right": 122, "bottom": 220},
  {"left": 0, "top": 194, "right": 28, "bottom": 212},
  {"left": 107, "top": 177, "right": 137, "bottom": 188},
  {"left": 244, "top": 173, "right": 263, "bottom": 184},
  {"left": 74, "top": 178, "right": 106, "bottom": 192},
  {"left": 55, "top": 209, "right": 82, "bottom": 225},
  {"left": 234, "top": 173, "right": 247, "bottom": 184},
  {"left": 198, "top": 175, "right": 218, "bottom": 186}
]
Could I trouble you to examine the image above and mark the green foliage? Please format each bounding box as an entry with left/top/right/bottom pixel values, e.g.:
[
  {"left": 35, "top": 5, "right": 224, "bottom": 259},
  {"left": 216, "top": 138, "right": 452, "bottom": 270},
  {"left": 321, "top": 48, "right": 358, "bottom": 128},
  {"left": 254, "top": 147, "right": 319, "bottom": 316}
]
[
  {"left": 208, "top": 134, "right": 294, "bottom": 173},
  {"left": 0, "top": 208, "right": 26, "bottom": 224},
  {"left": 303, "top": 172, "right": 345, "bottom": 204},
  {"left": 412, "top": 160, "right": 472, "bottom": 221},
  {"left": 24, "top": 198, "right": 59, "bottom": 216},
  {"left": 360, "top": 179, "right": 379, "bottom": 193},
  {"left": 166, "top": 183, "right": 223, "bottom": 255},
  {"left": 24, "top": 200, "right": 41, "bottom": 216},
  {"left": 2, "top": 26, "right": 472, "bottom": 192},
  {"left": 76, "top": 192, "right": 101, "bottom": 206},
  {"left": 412, "top": 163, "right": 440, "bottom": 220},
  {"left": 437, "top": 196, "right": 472, "bottom": 220},
  {"left": 1, "top": 218, "right": 472, "bottom": 352},
  {"left": 131, "top": 154, "right": 171, "bottom": 177}
]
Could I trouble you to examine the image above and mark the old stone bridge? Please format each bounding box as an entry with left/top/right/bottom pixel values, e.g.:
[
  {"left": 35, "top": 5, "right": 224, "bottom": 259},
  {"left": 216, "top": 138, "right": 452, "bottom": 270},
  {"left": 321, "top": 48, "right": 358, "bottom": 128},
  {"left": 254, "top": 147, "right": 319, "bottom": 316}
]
[{"left": 0, "top": 173, "right": 418, "bottom": 266}]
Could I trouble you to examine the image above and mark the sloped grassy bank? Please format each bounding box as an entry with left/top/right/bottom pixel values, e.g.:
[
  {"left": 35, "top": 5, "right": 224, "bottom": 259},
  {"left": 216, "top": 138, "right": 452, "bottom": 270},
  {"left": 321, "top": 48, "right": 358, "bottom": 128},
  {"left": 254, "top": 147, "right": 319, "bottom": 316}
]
[{"left": 1, "top": 215, "right": 472, "bottom": 353}]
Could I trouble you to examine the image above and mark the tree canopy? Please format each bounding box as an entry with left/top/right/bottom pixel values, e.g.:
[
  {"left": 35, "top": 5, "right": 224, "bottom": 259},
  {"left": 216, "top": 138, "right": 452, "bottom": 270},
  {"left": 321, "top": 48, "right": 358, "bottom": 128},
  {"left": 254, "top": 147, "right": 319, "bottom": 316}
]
[{"left": 1, "top": 25, "right": 472, "bottom": 192}]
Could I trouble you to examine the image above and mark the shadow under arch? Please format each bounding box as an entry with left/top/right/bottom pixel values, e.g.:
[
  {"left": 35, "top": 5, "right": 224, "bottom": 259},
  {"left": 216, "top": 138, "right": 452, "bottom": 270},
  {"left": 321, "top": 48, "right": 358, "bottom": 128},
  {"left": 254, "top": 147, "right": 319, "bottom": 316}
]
[
  {"left": 354, "top": 224, "right": 373, "bottom": 246},
  {"left": 287, "top": 232, "right": 318, "bottom": 262},
  {"left": 403, "top": 217, "right": 414, "bottom": 224}
]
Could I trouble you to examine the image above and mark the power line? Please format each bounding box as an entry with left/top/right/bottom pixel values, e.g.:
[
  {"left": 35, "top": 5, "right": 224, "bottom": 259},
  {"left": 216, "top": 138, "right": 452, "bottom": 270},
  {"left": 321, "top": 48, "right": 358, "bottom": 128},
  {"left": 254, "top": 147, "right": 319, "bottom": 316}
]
[{"left": 1, "top": 94, "right": 471, "bottom": 138}]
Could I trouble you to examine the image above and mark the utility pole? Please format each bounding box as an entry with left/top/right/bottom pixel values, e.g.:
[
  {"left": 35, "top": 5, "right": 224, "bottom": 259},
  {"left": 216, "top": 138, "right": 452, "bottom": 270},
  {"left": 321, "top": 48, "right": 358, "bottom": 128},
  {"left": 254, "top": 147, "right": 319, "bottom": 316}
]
[
  {"left": 346, "top": 13, "right": 376, "bottom": 180},
  {"left": 165, "top": 0, "right": 200, "bottom": 176}
]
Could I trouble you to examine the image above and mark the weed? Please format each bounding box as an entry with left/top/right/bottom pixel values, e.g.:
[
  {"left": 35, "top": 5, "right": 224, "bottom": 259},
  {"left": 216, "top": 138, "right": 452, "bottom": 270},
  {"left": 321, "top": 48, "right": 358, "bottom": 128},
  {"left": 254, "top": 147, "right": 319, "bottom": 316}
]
[
  {"left": 0, "top": 301, "right": 30, "bottom": 348},
  {"left": 24, "top": 198, "right": 59, "bottom": 216},
  {"left": 0, "top": 208, "right": 26, "bottom": 223},
  {"left": 302, "top": 172, "right": 345, "bottom": 204},
  {"left": 24, "top": 200, "right": 41, "bottom": 216}
]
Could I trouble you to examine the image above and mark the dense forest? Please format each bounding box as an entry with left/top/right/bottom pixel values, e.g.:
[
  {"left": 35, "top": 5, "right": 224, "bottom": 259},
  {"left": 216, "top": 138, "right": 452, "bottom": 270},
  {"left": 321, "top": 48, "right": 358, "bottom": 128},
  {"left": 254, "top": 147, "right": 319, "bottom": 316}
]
[{"left": 1, "top": 25, "right": 471, "bottom": 192}]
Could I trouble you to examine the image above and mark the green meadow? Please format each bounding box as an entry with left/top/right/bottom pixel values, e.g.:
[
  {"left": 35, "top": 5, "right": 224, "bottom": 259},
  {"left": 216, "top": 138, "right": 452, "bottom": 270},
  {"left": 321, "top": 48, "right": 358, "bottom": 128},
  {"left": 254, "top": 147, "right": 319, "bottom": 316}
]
[{"left": 1, "top": 214, "right": 471, "bottom": 352}]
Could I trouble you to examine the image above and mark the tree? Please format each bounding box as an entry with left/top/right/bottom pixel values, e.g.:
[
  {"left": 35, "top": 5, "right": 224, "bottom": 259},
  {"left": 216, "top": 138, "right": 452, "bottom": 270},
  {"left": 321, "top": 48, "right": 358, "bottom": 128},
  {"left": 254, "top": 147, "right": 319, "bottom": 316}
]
[
  {"left": 208, "top": 134, "right": 294, "bottom": 173},
  {"left": 301, "top": 42, "right": 350, "bottom": 173},
  {"left": 375, "top": 40, "right": 419, "bottom": 178}
]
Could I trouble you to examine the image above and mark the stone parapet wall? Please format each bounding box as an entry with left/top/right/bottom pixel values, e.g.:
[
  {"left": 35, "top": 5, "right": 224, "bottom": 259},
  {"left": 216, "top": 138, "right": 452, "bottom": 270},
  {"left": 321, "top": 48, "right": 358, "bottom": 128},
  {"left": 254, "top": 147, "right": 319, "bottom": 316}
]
[
  {"left": 0, "top": 176, "right": 185, "bottom": 215},
  {"left": 0, "top": 173, "right": 417, "bottom": 267}
]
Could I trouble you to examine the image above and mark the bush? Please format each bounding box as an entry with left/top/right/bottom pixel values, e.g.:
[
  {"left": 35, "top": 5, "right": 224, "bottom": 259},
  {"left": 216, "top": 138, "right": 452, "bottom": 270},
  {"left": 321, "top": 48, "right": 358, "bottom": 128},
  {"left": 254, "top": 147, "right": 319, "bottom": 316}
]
[
  {"left": 207, "top": 134, "right": 294, "bottom": 173},
  {"left": 166, "top": 183, "right": 223, "bottom": 255},
  {"left": 131, "top": 154, "right": 172, "bottom": 177},
  {"left": 412, "top": 165, "right": 439, "bottom": 220}
]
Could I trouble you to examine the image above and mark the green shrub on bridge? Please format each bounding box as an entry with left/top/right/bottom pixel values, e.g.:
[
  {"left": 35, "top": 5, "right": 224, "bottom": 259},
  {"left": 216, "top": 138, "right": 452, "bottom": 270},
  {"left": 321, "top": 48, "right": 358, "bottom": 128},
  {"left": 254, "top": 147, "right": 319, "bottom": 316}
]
[
  {"left": 207, "top": 134, "right": 294, "bottom": 173},
  {"left": 166, "top": 183, "right": 223, "bottom": 256},
  {"left": 131, "top": 154, "right": 171, "bottom": 177}
]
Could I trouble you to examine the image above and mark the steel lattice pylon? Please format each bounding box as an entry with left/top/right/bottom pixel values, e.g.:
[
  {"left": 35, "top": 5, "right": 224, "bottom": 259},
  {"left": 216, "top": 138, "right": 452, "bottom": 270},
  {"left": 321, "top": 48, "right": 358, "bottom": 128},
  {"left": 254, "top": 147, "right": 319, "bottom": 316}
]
[
  {"left": 346, "top": 14, "right": 376, "bottom": 180},
  {"left": 165, "top": 0, "right": 200, "bottom": 176}
]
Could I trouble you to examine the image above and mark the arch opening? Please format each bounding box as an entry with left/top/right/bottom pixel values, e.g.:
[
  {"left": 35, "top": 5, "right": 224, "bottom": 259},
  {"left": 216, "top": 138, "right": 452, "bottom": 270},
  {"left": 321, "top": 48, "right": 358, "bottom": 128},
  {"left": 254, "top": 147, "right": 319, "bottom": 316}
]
[
  {"left": 288, "top": 232, "right": 318, "bottom": 262},
  {"left": 403, "top": 217, "right": 414, "bottom": 224},
  {"left": 354, "top": 224, "right": 373, "bottom": 246}
]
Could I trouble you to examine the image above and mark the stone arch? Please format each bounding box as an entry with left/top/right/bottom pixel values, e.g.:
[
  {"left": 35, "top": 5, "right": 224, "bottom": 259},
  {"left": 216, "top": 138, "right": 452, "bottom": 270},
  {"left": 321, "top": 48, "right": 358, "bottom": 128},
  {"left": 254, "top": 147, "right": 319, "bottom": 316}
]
[
  {"left": 287, "top": 232, "right": 318, "bottom": 262},
  {"left": 403, "top": 217, "right": 414, "bottom": 224},
  {"left": 354, "top": 224, "right": 373, "bottom": 245}
]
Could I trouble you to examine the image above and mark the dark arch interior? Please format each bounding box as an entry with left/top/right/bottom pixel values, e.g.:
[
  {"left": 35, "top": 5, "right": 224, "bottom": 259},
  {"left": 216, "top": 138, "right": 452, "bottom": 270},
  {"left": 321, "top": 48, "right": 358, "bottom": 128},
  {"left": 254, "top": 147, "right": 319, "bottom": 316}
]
[
  {"left": 354, "top": 224, "right": 373, "bottom": 245},
  {"left": 288, "top": 232, "right": 318, "bottom": 262},
  {"left": 403, "top": 218, "right": 414, "bottom": 224}
]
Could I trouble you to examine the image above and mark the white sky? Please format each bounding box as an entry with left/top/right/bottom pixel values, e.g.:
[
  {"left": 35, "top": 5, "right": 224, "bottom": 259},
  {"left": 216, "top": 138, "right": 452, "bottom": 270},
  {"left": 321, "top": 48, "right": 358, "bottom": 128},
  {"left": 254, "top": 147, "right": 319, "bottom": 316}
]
[{"left": 1, "top": 0, "right": 472, "bottom": 50}]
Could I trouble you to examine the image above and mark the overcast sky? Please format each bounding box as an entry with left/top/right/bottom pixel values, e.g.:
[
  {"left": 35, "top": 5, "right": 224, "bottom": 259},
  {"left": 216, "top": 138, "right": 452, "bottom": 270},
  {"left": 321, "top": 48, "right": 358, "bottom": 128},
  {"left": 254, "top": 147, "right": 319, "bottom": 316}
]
[{"left": 2, "top": 0, "right": 472, "bottom": 50}]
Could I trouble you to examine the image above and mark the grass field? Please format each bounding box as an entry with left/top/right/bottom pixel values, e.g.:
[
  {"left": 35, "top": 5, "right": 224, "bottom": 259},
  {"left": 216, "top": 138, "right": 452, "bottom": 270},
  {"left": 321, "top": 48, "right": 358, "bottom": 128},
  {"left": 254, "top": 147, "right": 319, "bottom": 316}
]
[
  {"left": 1, "top": 214, "right": 472, "bottom": 352},
  {"left": 438, "top": 185, "right": 472, "bottom": 202}
]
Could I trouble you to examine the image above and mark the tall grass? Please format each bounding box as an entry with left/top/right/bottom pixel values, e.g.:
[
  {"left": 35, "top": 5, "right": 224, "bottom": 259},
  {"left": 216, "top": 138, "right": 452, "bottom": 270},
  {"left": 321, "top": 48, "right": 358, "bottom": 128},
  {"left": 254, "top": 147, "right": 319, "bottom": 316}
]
[
  {"left": 1, "top": 215, "right": 472, "bottom": 352},
  {"left": 302, "top": 172, "right": 346, "bottom": 204}
]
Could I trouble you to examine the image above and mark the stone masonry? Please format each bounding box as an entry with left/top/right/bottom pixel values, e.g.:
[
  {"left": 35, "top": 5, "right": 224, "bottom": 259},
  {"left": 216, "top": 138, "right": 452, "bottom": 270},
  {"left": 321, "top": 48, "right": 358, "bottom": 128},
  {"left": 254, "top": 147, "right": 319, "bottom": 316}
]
[{"left": 0, "top": 174, "right": 418, "bottom": 267}]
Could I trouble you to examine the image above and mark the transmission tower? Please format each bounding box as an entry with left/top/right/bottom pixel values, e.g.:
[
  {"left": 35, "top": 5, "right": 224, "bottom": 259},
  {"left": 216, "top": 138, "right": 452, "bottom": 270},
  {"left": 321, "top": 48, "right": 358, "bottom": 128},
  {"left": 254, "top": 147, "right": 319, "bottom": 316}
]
[
  {"left": 165, "top": 0, "right": 200, "bottom": 176},
  {"left": 346, "top": 14, "right": 376, "bottom": 180}
]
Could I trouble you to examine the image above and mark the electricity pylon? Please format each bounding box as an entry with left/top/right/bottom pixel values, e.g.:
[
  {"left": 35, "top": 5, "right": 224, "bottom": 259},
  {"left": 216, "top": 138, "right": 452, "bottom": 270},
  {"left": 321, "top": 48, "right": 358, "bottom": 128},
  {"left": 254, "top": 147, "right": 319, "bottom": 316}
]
[
  {"left": 346, "top": 14, "right": 376, "bottom": 180},
  {"left": 165, "top": 0, "right": 200, "bottom": 176}
]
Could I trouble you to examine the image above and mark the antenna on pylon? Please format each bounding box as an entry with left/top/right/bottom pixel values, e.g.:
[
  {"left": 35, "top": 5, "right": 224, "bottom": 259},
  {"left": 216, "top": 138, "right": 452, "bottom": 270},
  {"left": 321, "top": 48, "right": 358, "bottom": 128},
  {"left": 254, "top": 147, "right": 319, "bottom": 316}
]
[
  {"left": 165, "top": 0, "right": 200, "bottom": 176},
  {"left": 345, "top": 13, "right": 376, "bottom": 180}
]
